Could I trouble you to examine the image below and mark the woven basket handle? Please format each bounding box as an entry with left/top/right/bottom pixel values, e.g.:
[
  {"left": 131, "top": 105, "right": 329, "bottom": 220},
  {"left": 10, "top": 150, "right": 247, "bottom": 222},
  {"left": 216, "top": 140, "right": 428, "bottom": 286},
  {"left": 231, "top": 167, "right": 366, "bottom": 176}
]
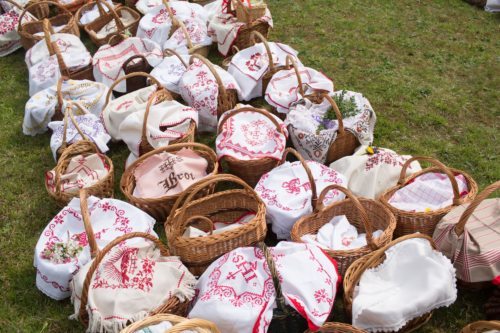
[
  {"left": 56, "top": 76, "right": 67, "bottom": 112},
  {"left": 164, "top": 48, "right": 188, "bottom": 68},
  {"left": 79, "top": 189, "right": 99, "bottom": 258},
  {"left": 166, "top": 173, "right": 257, "bottom": 232},
  {"left": 230, "top": 45, "right": 240, "bottom": 55},
  {"left": 107, "top": 32, "right": 127, "bottom": 46},
  {"left": 189, "top": 54, "right": 227, "bottom": 99},
  {"left": 78, "top": 232, "right": 169, "bottom": 322},
  {"left": 166, "top": 318, "right": 221, "bottom": 333},
  {"left": 231, "top": 0, "right": 251, "bottom": 24},
  {"left": 257, "top": 242, "right": 288, "bottom": 315},
  {"left": 122, "top": 54, "right": 149, "bottom": 73},
  {"left": 51, "top": 41, "right": 72, "bottom": 77},
  {"left": 285, "top": 55, "right": 304, "bottom": 97},
  {"left": 141, "top": 89, "right": 174, "bottom": 145},
  {"left": 161, "top": 0, "right": 176, "bottom": 22},
  {"left": 95, "top": 0, "right": 125, "bottom": 31},
  {"left": 462, "top": 321, "right": 500, "bottom": 333},
  {"left": 18, "top": 1, "right": 70, "bottom": 30},
  {"left": 104, "top": 71, "right": 161, "bottom": 106},
  {"left": 94, "top": 0, "right": 107, "bottom": 16},
  {"left": 455, "top": 181, "right": 499, "bottom": 236},
  {"left": 42, "top": 18, "right": 55, "bottom": 54},
  {"left": 279, "top": 148, "right": 317, "bottom": 208},
  {"left": 175, "top": 19, "right": 194, "bottom": 49},
  {"left": 60, "top": 102, "right": 89, "bottom": 151},
  {"left": 184, "top": 215, "right": 215, "bottom": 235},
  {"left": 250, "top": 30, "right": 274, "bottom": 72},
  {"left": 217, "top": 106, "right": 284, "bottom": 135},
  {"left": 398, "top": 156, "right": 462, "bottom": 205},
  {"left": 322, "top": 94, "right": 345, "bottom": 135},
  {"left": 317, "top": 184, "right": 377, "bottom": 250}
]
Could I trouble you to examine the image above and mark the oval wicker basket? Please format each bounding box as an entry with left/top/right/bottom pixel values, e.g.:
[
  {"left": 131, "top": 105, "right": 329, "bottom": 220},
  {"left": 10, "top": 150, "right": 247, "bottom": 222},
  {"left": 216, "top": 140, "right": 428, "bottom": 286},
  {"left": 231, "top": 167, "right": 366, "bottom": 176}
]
[
  {"left": 165, "top": 174, "right": 267, "bottom": 276},
  {"left": 291, "top": 184, "right": 396, "bottom": 276},
  {"left": 188, "top": 54, "right": 239, "bottom": 120},
  {"left": 343, "top": 233, "right": 438, "bottom": 332},
  {"left": 18, "top": 1, "right": 79, "bottom": 50},
  {"left": 305, "top": 322, "right": 368, "bottom": 333},
  {"left": 379, "top": 156, "right": 478, "bottom": 238},
  {"left": 227, "top": 0, "right": 270, "bottom": 50},
  {"left": 217, "top": 106, "right": 284, "bottom": 187},
  {"left": 138, "top": 89, "right": 196, "bottom": 156},
  {"left": 81, "top": 0, "right": 140, "bottom": 47},
  {"left": 120, "top": 314, "right": 221, "bottom": 333},
  {"left": 121, "top": 142, "right": 218, "bottom": 221},
  {"left": 460, "top": 320, "right": 500, "bottom": 333}
]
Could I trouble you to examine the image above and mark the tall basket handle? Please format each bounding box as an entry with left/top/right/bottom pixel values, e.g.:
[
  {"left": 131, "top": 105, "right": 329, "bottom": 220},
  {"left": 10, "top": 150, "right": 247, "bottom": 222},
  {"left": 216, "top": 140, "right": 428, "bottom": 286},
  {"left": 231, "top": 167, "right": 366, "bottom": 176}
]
[
  {"left": 161, "top": 0, "right": 176, "bottom": 22},
  {"left": 60, "top": 102, "right": 90, "bottom": 152},
  {"left": 166, "top": 173, "right": 261, "bottom": 233},
  {"left": 279, "top": 148, "right": 317, "bottom": 208},
  {"left": 285, "top": 54, "right": 304, "bottom": 97},
  {"left": 104, "top": 71, "right": 161, "bottom": 106},
  {"left": 51, "top": 41, "right": 71, "bottom": 78},
  {"left": 78, "top": 232, "right": 169, "bottom": 322},
  {"left": 175, "top": 19, "right": 194, "bottom": 50},
  {"left": 184, "top": 215, "right": 215, "bottom": 235},
  {"left": 164, "top": 48, "right": 188, "bottom": 68},
  {"left": 322, "top": 94, "right": 345, "bottom": 135},
  {"left": 42, "top": 18, "right": 55, "bottom": 54},
  {"left": 317, "top": 184, "right": 376, "bottom": 250},
  {"left": 217, "top": 106, "right": 284, "bottom": 135},
  {"left": 107, "top": 32, "right": 127, "bottom": 46},
  {"left": 250, "top": 31, "right": 274, "bottom": 72},
  {"left": 189, "top": 54, "right": 227, "bottom": 100},
  {"left": 92, "top": 0, "right": 125, "bottom": 33},
  {"left": 455, "top": 181, "right": 500, "bottom": 236},
  {"left": 398, "top": 156, "right": 462, "bottom": 205},
  {"left": 79, "top": 189, "right": 99, "bottom": 259},
  {"left": 18, "top": 1, "right": 71, "bottom": 31},
  {"left": 141, "top": 89, "right": 174, "bottom": 150}
]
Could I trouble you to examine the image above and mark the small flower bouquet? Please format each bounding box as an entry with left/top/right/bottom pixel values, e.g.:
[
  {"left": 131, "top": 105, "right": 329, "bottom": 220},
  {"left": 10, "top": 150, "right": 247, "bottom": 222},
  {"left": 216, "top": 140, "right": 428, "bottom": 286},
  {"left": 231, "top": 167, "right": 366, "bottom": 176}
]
[{"left": 42, "top": 235, "right": 83, "bottom": 264}]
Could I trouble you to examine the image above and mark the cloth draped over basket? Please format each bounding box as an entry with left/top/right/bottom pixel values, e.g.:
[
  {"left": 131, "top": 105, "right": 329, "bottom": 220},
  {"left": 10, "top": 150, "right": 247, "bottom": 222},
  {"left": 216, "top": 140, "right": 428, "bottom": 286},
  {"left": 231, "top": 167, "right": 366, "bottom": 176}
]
[
  {"left": 34, "top": 192, "right": 157, "bottom": 300},
  {"left": 0, "top": 0, "right": 33, "bottom": 56},
  {"left": 23, "top": 78, "right": 109, "bottom": 135},
  {"left": 286, "top": 91, "right": 376, "bottom": 164},
  {"left": 163, "top": 17, "right": 212, "bottom": 54},
  {"left": 92, "top": 36, "right": 163, "bottom": 93},
  {"left": 433, "top": 181, "right": 500, "bottom": 284},
  {"left": 348, "top": 236, "right": 457, "bottom": 332},
  {"left": 188, "top": 241, "right": 340, "bottom": 333},
  {"left": 150, "top": 48, "right": 190, "bottom": 95},
  {"left": 77, "top": 0, "right": 115, "bottom": 25},
  {"left": 255, "top": 148, "right": 347, "bottom": 240},
  {"left": 329, "top": 146, "right": 422, "bottom": 200}
]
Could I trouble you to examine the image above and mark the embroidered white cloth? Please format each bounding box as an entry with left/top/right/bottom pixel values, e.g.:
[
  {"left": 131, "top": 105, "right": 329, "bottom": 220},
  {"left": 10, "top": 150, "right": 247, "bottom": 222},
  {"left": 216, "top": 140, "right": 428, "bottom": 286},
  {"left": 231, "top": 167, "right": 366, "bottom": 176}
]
[
  {"left": 352, "top": 238, "right": 457, "bottom": 332},
  {"left": 48, "top": 113, "right": 111, "bottom": 161},
  {"left": 134, "top": 321, "right": 195, "bottom": 333},
  {"left": 301, "top": 215, "right": 383, "bottom": 251},
  {"left": 286, "top": 91, "right": 376, "bottom": 164},
  {"left": 329, "top": 146, "right": 422, "bottom": 199},
  {"left": 70, "top": 239, "right": 196, "bottom": 333},
  {"left": 486, "top": 0, "right": 500, "bottom": 12},
  {"left": 93, "top": 37, "right": 163, "bottom": 93},
  {"left": 24, "top": 79, "right": 109, "bottom": 136},
  {"left": 388, "top": 172, "right": 470, "bottom": 212},
  {"left": 78, "top": 0, "right": 115, "bottom": 25},
  {"left": 45, "top": 153, "right": 110, "bottom": 194},
  {"left": 433, "top": 198, "right": 500, "bottom": 283},
  {"left": 163, "top": 17, "right": 212, "bottom": 53},
  {"left": 95, "top": 10, "right": 136, "bottom": 39},
  {"left": 132, "top": 148, "right": 208, "bottom": 198},
  {"left": 189, "top": 241, "right": 340, "bottom": 333},
  {"left": 119, "top": 100, "right": 198, "bottom": 162},
  {"left": 101, "top": 85, "right": 157, "bottom": 141},
  {"left": 179, "top": 58, "right": 240, "bottom": 132},
  {"left": 183, "top": 212, "right": 256, "bottom": 237},
  {"left": 255, "top": 161, "right": 347, "bottom": 239},
  {"left": 208, "top": 9, "right": 273, "bottom": 57},
  {"left": 34, "top": 195, "right": 157, "bottom": 300},
  {"left": 227, "top": 43, "right": 301, "bottom": 101},
  {"left": 0, "top": 1, "right": 31, "bottom": 57},
  {"left": 265, "top": 66, "right": 334, "bottom": 115},
  {"left": 216, "top": 106, "right": 287, "bottom": 161},
  {"left": 150, "top": 51, "right": 190, "bottom": 94}
]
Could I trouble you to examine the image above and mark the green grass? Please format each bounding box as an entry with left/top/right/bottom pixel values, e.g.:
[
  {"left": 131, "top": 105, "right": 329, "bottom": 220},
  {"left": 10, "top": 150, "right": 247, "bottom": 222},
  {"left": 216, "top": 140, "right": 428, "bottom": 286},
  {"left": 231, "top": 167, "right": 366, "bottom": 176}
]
[{"left": 0, "top": 0, "right": 499, "bottom": 332}]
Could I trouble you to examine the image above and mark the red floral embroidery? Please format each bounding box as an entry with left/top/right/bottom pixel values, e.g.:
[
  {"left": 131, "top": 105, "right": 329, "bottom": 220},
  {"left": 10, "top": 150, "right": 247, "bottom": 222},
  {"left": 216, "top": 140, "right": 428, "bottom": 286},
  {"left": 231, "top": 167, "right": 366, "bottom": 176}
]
[{"left": 365, "top": 150, "right": 409, "bottom": 171}]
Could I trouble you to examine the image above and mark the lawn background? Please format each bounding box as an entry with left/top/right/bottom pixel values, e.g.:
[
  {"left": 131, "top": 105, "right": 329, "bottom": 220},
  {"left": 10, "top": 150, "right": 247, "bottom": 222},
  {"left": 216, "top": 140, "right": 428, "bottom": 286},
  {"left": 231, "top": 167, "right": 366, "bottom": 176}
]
[{"left": 0, "top": 0, "right": 498, "bottom": 332}]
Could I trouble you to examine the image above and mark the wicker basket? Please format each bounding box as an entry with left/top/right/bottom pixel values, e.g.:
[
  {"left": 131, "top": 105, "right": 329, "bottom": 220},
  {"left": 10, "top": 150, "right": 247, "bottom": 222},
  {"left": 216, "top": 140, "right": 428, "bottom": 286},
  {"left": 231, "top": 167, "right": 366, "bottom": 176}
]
[
  {"left": 343, "top": 233, "right": 437, "bottom": 332},
  {"left": 77, "top": 232, "right": 189, "bottom": 327},
  {"left": 75, "top": 1, "right": 121, "bottom": 28},
  {"left": 305, "top": 322, "right": 368, "bottom": 333},
  {"left": 173, "top": 19, "right": 210, "bottom": 57},
  {"left": 379, "top": 156, "right": 478, "bottom": 238},
  {"left": 221, "top": 45, "right": 239, "bottom": 70},
  {"left": 234, "top": 0, "right": 267, "bottom": 23},
  {"left": 461, "top": 320, "right": 500, "bottom": 333},
  {"left": 291, "top": 184, "right": 396, "bottom": 276},
  {"left": 121, "top": 142, "right": 218, "bottom": 221},
  {"left": 41, "top": 19, "right": 94, "bottom": 82},
  {"left": 120, "top": 314, "right": 221, "bottom": 333},
  {"left": 45, "top": 111, "right": 114, "bottom": 207},
  {"left": 82, "top": 0, "right": 140, "bottom": 47},
  {"left": 18, "top": 1, "right": 79, "bottom": 50},
  {"left": 217, "top": 106, "right": 284, "bottom": 187},
  {"left": 138, "top": 89, "right": 196, "bottom": 156},
  {"left": 228, "top": 0, "right": 270, "bottom": 50},
  {"left": 165, "top": 174, "right": 267, "bottom": 276},
  {"left": 189, "top": 54, "right": 239, "bottom": 119},
  {"left": 25, "top": 0, "right": 50, "bottom": 18},
  {"left": 104, "top": 71, "right": 162, "bottom": 106}
]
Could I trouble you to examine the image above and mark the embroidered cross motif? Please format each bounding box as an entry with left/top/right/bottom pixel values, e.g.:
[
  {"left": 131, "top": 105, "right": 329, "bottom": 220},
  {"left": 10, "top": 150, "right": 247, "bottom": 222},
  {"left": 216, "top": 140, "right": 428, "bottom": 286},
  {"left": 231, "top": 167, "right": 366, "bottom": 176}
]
[{"left": 226, "top": 261, "right": 258, "bottom": 283}]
